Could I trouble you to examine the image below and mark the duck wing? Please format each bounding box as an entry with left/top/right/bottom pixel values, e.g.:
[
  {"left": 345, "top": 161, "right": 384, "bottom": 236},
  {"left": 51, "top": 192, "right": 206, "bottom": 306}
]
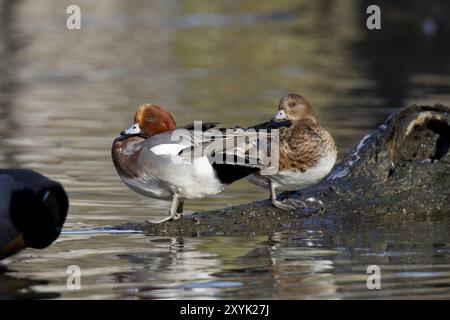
[
  {"left": 180, "top": 122, "right": 220, "bottom": 131},
  {"left": 248, "top": 119, "right": 292, "bottom": 130}
]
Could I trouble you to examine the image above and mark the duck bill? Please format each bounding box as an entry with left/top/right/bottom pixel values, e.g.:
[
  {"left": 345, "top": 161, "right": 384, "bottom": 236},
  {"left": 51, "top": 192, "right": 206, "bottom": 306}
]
[
  {"left": 120, "top": 123, "right": 142, "bottom": 136},
  {"left": 0, "top": 234, "right": 26, "bottom": 260},
  {"left": 272, "top": 109, "right": 287, "bottom": 121}
]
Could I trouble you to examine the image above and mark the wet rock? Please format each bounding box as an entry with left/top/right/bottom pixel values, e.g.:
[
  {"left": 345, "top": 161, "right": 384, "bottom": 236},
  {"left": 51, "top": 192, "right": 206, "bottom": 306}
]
[{"left": 119, "top": 104, "right": 450, "bottom": 236}]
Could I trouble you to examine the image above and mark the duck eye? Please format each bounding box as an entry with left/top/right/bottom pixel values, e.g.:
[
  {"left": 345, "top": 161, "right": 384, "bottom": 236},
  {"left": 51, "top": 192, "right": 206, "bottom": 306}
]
[
  {"left": 146, "top": 116, "right": 155, "bottom": 123},
  {"left": 288, "top": 101, "right": 296, "bottom": 108}
]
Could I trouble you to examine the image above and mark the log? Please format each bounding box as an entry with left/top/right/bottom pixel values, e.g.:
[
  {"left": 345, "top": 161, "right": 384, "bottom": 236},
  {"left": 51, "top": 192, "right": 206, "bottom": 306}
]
[{"left": 118, "top": 104, "right": 450, "bottom": 236}]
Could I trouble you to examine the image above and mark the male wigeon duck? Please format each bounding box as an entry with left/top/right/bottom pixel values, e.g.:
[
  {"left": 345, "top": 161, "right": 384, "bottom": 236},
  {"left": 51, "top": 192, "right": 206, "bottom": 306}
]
[
  {"left": 0, "top": 169, "right": 68, "bottom": 260},
  {"left": 111, "top": 104, "right": 263, "bottom": 223},
  {"left": 246, "top": 93, "right": 337, "bottom": 211}
]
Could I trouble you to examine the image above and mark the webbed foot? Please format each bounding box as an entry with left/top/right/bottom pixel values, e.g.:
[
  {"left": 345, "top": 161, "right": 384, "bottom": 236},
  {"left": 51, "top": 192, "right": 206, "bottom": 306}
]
[{"left": 272, "top": 198, "right": 306, "bottom": 211}]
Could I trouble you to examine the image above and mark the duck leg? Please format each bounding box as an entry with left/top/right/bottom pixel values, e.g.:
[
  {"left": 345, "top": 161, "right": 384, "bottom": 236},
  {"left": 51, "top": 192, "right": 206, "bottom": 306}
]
[
  {"left": 270, "top": 181, "right": 306, "bottom": 211},
  {"left": 149, "top": 193, "right": 183, "bottom": 224}
]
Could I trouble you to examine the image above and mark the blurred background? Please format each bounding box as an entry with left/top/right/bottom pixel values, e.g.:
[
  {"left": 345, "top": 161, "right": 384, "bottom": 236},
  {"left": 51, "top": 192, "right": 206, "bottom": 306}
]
[{"left": 0, "top": 0, "right": 449, "bottom": 299}]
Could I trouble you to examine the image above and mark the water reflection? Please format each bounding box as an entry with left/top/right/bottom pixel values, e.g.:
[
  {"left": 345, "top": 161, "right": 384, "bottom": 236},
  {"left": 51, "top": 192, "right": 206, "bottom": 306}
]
[
  {"left": 354, "top": 0, "right": 450, "bottom": 108},
  {"left": 4, "top": 212, "right": 448, "bottom": 299},
  {"left": 0, "top": 265, "right": 60, "bottom": 299},
  {"left": 0, "top": 0, "right": 449, "bottom": 299}
]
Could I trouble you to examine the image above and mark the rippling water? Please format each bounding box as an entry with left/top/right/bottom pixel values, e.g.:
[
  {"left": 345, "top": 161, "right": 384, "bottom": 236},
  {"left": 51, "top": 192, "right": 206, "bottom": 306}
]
[{"left": 1, "top": 0, "right": 450, "bottom": 299}]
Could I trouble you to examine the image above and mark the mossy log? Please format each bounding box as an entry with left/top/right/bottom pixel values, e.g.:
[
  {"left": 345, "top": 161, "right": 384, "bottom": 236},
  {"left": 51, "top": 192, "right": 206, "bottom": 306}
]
[{"left": 119, "top": 104, "right": 450, "bottom": 236}]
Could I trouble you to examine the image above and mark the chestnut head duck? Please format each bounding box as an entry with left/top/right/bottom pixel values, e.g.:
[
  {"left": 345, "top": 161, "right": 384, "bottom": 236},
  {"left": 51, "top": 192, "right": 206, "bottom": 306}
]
[
  {"left": 246, "top": 93, "right": 337, "bottom": 211},
  {"left": 0, "top": 169, "right": 69, "bottom": 260},
  {"left": 112, "top": 104, "right": 261, "bottom": 223}
]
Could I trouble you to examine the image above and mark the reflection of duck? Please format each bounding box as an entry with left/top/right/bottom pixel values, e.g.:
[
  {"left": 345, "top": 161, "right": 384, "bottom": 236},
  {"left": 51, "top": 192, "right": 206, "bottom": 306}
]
[
  {"left": 247, "top": 94, "right": 337, "bottom": 211},
  {"left": 112, "top": 104, "right": 265, "bottom": 223},
  {"left": 0, "top": 169, "right": 68, "bottom": 260}
]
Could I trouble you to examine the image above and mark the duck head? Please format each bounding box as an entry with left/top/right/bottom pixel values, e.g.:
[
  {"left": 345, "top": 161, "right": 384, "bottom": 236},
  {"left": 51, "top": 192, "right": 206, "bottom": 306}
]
[
  {"left": 9, "top": 185, "right": 69, "bottom": 250},
  {"left": 1, "top": 169, "right": 69, "bottom": 259},
  {"left": 272, "top": 93, "right": 316, "bottom": 122},
  {"left": 121, "top": 104, "right": 177, "bottom": 138}
]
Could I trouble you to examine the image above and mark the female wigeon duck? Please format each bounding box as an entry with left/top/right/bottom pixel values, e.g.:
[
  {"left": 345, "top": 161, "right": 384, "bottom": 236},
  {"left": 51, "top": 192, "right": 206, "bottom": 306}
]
[
  {"left": 0, "top": 169, "right": 68, "bottom": 260},
  {"left": 246, "top": 94, "right": 337, "bottom": 211},
  {"left": 111, "top": 104, "right": 261, "bottom": 223}
]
